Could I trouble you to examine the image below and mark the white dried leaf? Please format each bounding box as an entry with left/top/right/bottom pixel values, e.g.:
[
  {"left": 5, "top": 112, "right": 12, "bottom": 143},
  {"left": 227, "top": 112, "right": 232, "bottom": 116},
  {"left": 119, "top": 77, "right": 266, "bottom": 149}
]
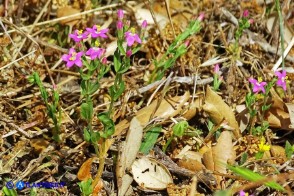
[{"left": 132, "top": 157, "right": 173, "bottom": 190}]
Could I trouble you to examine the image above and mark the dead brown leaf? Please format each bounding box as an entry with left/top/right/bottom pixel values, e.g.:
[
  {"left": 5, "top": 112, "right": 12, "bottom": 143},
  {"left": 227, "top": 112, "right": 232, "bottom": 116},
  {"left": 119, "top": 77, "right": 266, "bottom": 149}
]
[
  {"left": 116, "top": 117, "right": 143, "bottom": 196},
  {"left": 212, "top": 131, "right": 236, "bottom": 174},
  {"left": 57, "top": 6, "right": 81, "bottom": 26},
  {"left": 114, "top": 91, "right": 190, "bottom": 137},
  {"left": 203, "top": 86, "right": 241, "bottom": 138},
  {"left": 77, "top": 157, "right": 94, "bottom": 181}
]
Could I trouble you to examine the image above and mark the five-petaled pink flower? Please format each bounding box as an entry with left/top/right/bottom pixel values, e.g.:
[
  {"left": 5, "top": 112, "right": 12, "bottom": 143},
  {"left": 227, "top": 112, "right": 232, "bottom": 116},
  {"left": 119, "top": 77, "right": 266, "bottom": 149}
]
[
  {"left": 86, "top": 25, "right": 109, "bottom": 38},
  {"left": 69, "top": 30, "right": 88, "bottom": 42},
  {"left": 125, "top": 28, "right": 141, "bottom": 46},
  {"left": 275, "top": 70, "right": 287, "bottom": 91},
  {"left": 62, "top": 48, "right": 83, "bottom": 68},
  {"left": 249, "top": 78, "right": 267, "bottom": 94},
  {"left": 86, "top": 47, "right": 105, "bottom": 60}
]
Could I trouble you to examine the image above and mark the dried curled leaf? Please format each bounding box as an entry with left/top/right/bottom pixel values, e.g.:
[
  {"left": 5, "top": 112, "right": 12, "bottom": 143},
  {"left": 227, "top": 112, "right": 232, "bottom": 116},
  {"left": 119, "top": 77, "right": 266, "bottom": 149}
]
[
  {"left": 212, "top": 131, "right": 236, "bottom": 174},
  {"left": 203, "top": 86, "right": 241, "bottom": 138},
  {"left": 132, "top": 157, "right": 173, "bottom": 190},
  {"left": 57, "top": 6, "right": 81, "bottom": 26},
  {"left": 117, "top": 117, "right": 143, "bottom": 196},
  {"left": 114, "top": 91, "right": 190, "bottom": 136}
]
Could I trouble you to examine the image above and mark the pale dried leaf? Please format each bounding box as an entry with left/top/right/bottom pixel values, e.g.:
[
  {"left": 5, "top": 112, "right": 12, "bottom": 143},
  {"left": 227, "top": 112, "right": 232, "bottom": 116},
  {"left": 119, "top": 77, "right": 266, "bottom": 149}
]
[
  {"left": 117, "top": 117, "right": 143, "bottom": 196},
  {"left": 132, "top": 157, "right": 173, "bottom": 190},
  {"left": 134, "top": 8, "right": 168, "bottom": 30},
  {"left": 114, "top": 92, "right": 190, "bottom": 136},
  {"left": 57, "top": 6, "right": 81, "bottom": 26},
  {"left": 212, "top": 131, "right": 236, "bottom": 174},
  {"left": 177, "top": 151, "right": 205, "bottom": 172},
  {"left": 203, "top": 86, "right": 240, "bottom": 138}
]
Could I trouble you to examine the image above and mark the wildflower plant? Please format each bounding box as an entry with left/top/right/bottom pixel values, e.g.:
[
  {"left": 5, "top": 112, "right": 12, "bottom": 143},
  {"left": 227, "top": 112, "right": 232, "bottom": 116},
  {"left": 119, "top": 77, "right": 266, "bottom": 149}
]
[
  {"left": 255, "top": 137, "right": 271, "bottom": 159},
  {"left": 62, "top": 9, "right": 147, "bottom": 193},
  {"left": 149, "top": 13, "right": 204, "bottom": 82},
  {"left": 28, "top": 72, "right": 62, "bottom": 143},
  {"left": 231, "top": 10, "right": 253, "bottom": 59},
  {"left": 213, "top": 64, "right": 223, "bottom": 91},
  {"left": 246, "top": 70, "right": 288, "bottom": 136}
]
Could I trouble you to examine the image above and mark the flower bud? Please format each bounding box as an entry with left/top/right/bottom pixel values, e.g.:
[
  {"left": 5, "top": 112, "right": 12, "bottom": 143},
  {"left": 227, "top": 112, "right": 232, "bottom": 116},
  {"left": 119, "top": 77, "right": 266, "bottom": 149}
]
[
  {"left": 102, "top": 57, "right": 107, "bottom": 65},
  {"left": 214, "top": 64, "right": 220, "bottom": 74},
  {"left": 184, "top": 40, "right": 190, "bottom": 47},
  {"left": 141, "top": 20, "right": 148, "bottom": 28},
  {"left": 117, "top": 9, "right": 124, "bottom": 20},
  {"left": 117, "top": 21, "right": 123, "bottom": 30},
  {"left": 243, "top": 10, "right": 249, "bottom": 17},
  {"left": 126, "top": 50, "right": 132, "bottom": 57},
  {"left": 197, "top": 12, "right": 205, "bottom": 21}
]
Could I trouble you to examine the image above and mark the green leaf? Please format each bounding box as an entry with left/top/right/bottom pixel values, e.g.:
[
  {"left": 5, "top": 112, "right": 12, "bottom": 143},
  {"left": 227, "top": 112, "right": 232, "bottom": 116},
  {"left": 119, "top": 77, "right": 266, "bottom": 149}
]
[
  {"left": 240, "top": 152, "right": 248, "bottom": 165},
  {"left": 80, "top": 72, "right": 92, "bottom": 81},
  {"left": 78, "top": 179, "right": 93, "bottom": 196},
  {"left": 213, "top": 190, "right": 231, "bottom": 196},
  {"left": 139, "top": 126, "right": 161, "bottom": 154},
  {"left": 98, "top": 112, "right": 115, "bottom": 138},
  {"left": 2, "top": 186, "right": 17, "bottom": 196},
  {"left": 90, "top": 131, "right": 100, "bottom": 143},
  {"left": 114, "top": 49, "right": 121, "bottom": 73},
  {"left": 83, "top": 128, "right": 91, "bottom": 142},
  {"left": 110, "top": 82, "right": 125, "bottom": 101},
  {"left": 81, "top": 102, "right": 93, "bottom": 121},
  {"left": 173, "top": 121, "right": 189, "bottom": 137},
  {"left": 255, "top": 151, "right": 264, "bottom": 159},
  {"left": 88, "top": 81, "right": 100, "bottom": 95},
  {"left": 285, "top": 141, "right": 293, "bottom": 159},
  {"left": 262, "top": 104, "right": 271, "bottom": 112},
  {"left": 228, "top": 165, "right": 285, "bottom": 192}
]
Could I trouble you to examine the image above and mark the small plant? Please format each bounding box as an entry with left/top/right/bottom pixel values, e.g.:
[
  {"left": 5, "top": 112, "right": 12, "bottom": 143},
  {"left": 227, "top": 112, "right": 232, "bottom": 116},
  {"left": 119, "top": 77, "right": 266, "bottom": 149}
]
[
  {"left": 285, "top": 141, "right": 294, "bottom": 159},
  {"left": 213, "top": 64, "right": 223, "bottom": 91},
  {"left": 231, "top": 10, "right": 253, "bottom": 59},
  {"left": 149, "top": 13, "right": 204, "bottom": 82},
  {"left": 255, "top": 137, "right": 271, "bottom": 159},
  {"left": 28, "top": 72, "right": 62, "bottom": 143},
  {"left": 61, "top": 9, "right": 147, "bottom": 194},
  {"left": 245, "top": 70, "right": 288, "bottom": 136},
  {"left": 163, "top": 120, "right": 201, "bottom": 152}
]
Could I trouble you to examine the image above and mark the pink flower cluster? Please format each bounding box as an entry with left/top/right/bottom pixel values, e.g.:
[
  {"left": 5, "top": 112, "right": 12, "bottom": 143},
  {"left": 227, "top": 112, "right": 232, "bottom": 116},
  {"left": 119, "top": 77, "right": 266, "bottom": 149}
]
[
  {"left": 116, "top": 9, "right": 147, "bottom": 47},
  {"left": 248, "top": 70, "right": 287, "bottom": 94},
  {"left": 62, "top": 9, "right": 148, "bottom": 68},
  {"left": 62, "top": 25, "right": 109, "bottom": 68}
]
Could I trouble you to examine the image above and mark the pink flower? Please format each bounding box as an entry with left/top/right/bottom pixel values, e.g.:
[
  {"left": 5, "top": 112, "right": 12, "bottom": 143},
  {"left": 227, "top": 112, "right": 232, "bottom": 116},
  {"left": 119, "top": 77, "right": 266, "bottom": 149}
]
[
  {"left": 197, "top": 13, "right": 205, "bottom": 21},
  {"left": 243, "top": 10, "right": 249, "bottom": 17},
  {"left": 184, "top": 40, "right": 190, "bottom": 47},
  {"left": 275, "top": 70, "right": 287, "bottom": 91},
  {"left": 62, "top": 48, "right": 83, "bottom": 68},
  {"left": 117, "top": 9, "right": 124, "bottom": 20},
  {"left": 102, "top": 57, "right": 107, "bottom": 65},
  {"left": 86, "top": 25, "right": 109, "bottom": 38},
  {"left": 126, "top": 50, "right": 132, "bottom": 57},
  {"left": 214, "top": 64, "right": 220, "bottom": 74},
  {"left": 249, "top": 19, "right": 254, "bottom": 24},
  {"left": 86, "top": 47, "right": 105, "bottom": 60},
  {"left": 69, "top": 30, "right": 88, "bottom": 42},
  {"left": 142, "top": 20, "right": 148, "bottom": 28},
  {"left": 125, "top": 28, "right": 141, "bottom": 46},
  {"left": 117, "top": 21, "right": 123, "bottom": 30},
  {"left": 249, "top": 78, "right": 267, "bottom": 94}
]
